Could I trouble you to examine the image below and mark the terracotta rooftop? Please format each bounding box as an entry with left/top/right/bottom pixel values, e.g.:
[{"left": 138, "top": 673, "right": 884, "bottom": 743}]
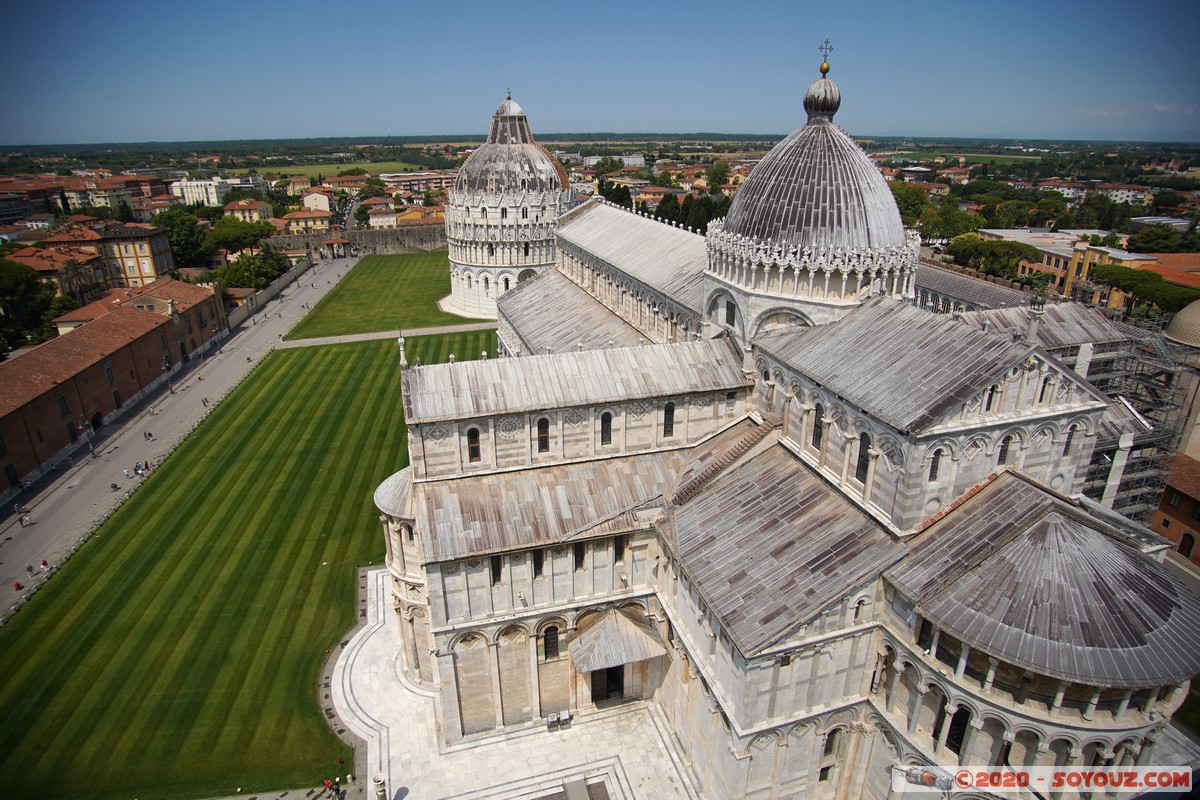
[
  {"left": 1144, "top": 253, "right": 1200, "bottom": 273},
  {"left": 1165, "top": 453, "right": 1200, "bottom": 499},
  {"left": 0, "top": 307, "right": 170, "bottom": 418},
  {"left": 7, "top": 246, "right": 101, "bottom": 273},
  {"left": 282, "top": 209, "right": 331, "bottom": 219}
]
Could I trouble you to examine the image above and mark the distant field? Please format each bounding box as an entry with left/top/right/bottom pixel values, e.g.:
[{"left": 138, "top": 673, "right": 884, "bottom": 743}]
[
  {"left": 0, "top": 332, "right": 491, "bottom": 799},
  {"left": 286, "top": 251, "right": 487, "bottom": 340},
  {"left": 230, "top": 161, "right": 424, "bottom": 179}
]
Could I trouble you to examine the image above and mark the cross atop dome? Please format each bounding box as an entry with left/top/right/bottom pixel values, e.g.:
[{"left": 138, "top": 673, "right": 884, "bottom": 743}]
[{"left": 819, "top": 39, "right": 833, "bottom": 75}]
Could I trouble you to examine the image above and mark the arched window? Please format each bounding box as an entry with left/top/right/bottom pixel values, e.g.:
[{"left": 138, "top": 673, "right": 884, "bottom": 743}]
[
  {"left": 1039, "top": 376, "right": 1052, "bottom": 404},
  {"left": 819, "top": 728, "right": 844, "bottom": 783},
  {"left": 997, "top": 435, "right": 1012, "bottom": 466},
  {"left": 856, "top": 433, "right": 871, "bottom": 483},
  {"left": 812, "top": 404, "right": 825, "bottom": 450},
  {"left": 929, "top": 449, "right": 942, "bottom": 482},
  {"left": 524, "top": 242, "right": 530, "bottom": 257},
  {"left": 1180, "top": 533, "right": 1196, "bottom": 558},
  {"left": 487, "top": 243, "right": 495, "bottom": 256},
  {"left": 725, "top": 300, "right": 736, "bottom": 326},
  {"left": 1063, "top": 424, "right": 1076, "bottom": 456},
  {"left": 663, "top": 402, "right": 675, "bottom": 437},
  {"left": 822, "top": 728, "right": 843, "bottom": 758},
  {"left": 537, "top": 417, "right": 550, "bottom": 453},
  {"left": 467, "top": 427, "right": 481, "bottom": 463},
  {"left": 521, "top": 207, "right": 528, "bottom": 219},
  {"left": 466, "top": 274, "right": 473, "bottom": 289},
  {"left": 500, "top": 207, "right": 508, "bottom": 220},
  {"left": 480, "top": 207, "right": 487, "bottom": 219},
  {"left": 601, "top": 412, "right": 612, "bottom": 445},
  {"left": 483, "top": 276, "right": 490, "bottom": 294},
  {"left": 503, "top": 277, "right": 510, "bottom": 291},
  {"left": 544, "top": 626, "right": 560, "bottom": 660},
  {"left": 985, "top": 385, "right": 998, "bottom": 411}
]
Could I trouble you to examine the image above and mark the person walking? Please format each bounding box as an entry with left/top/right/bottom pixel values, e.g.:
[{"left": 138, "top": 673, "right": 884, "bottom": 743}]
[{"left": 40, "top": 560, "right": 49, "bottom": 572}]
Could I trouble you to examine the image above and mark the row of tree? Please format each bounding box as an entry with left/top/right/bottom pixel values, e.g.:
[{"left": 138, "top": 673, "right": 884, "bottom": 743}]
[{"left": 152, "top": 208, "right": 276, "bottom": 269}]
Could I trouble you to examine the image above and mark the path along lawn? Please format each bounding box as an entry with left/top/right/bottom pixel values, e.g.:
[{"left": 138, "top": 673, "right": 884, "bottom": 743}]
[
  {"left": 0, "top": 331, "right": 493, "bottom": 800},
  {"left": 286, "top": 251, "right": 485, "bottom": 341}
]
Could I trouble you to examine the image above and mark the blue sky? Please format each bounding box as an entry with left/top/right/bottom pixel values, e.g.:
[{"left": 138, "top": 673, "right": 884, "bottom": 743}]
[{"left": 2, "top": 0, "right": 1197, "bottom": 144}]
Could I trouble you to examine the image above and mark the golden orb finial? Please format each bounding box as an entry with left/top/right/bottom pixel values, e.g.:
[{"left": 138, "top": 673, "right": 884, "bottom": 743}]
[{"left": 818, "top": 39, "right": 833, "bottom": 76}]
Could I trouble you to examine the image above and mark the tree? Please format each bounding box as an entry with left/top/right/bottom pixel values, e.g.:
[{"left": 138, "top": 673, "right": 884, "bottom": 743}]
[
  {"left": 58, "top": 258, "right": 91, "bottom": 303},
  {"left": 705, "top": 161, "right": 730, "bottom": 194},
  {"left": 890, "top": 183, "right": 932, "bottom": 226},
  {"left": 423, "top": 188, "right": 445, "bottom": 207},
  {"left": 654, "top": 193, "right": 680, "bottom": 224},
  {"left": 48, "top": 293, "right": 80, "bottom": 320},
  {"left": 354, "top": 205, "right": 372, "bottom": 228},
  {"left": 356, "top": 178, "right": 388, "bottom": 201},
  {"left": 1127, "top": 224, "right": 1182, "bottom": 254},
  {"left": 203, "top": 216, "right": 275, "bottom": 255},
  {"left": 591, "top": 156, "right": 623, "bottom": 178},
  {"left": 337, "top": 167, "right": 368, "bottom": 176},
  {"left": 686, "top": 194, "right": 716, "bottom": 231},
  {"left": 153, "top": 207, "right": 213, "bottom": 268},
  {"left": 0, "top": 259, "right": 53, "bottom": 345},
  {"left": 214, "top": 248, "right": 290, "bottom": 291}
]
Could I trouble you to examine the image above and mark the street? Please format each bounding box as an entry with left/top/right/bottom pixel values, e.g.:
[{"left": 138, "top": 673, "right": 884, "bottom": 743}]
[{"left": 1, "top": 255, "right": 359, "bottom": 612}]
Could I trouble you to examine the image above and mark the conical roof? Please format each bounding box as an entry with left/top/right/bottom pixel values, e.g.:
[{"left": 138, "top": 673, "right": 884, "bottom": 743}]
[
  {"left": 454, "top": 93, "right": 567, "bottom": 195},
  {"left": 721, "top": 60, "right": 904, "bottom": 252}
]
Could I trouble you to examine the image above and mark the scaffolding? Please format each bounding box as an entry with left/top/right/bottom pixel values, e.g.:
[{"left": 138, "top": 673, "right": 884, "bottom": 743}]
[{"left": 1078, "top": 318, "right": 1188, "bottom": 522}]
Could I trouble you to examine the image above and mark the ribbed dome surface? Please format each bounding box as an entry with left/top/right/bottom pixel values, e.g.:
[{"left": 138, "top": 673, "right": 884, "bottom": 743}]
[
  {"left": 722, "top": 72, "right": 904, "bottom": 252},
  {"left": 454, "top": 95, "right": 568, "bottom": 195},
  {"left": 1166, "top": 299, "right": 1200, "bottom": 348}
]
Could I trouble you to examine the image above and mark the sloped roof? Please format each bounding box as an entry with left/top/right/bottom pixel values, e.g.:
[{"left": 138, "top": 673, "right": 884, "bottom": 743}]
[
  {"left": 886, "top": 471, "right": 1200, "bottom": 687},
  {"left": 0, "top": 307, "right": 169, "bottom": 418},
  {"left": 753, "top": 297, "right": 1050, "bottom": 433},
  {"left": 556, "top": 200, "right": 707, "bottom": 314},
  {"left": 1165, "top": 453, "right": 1200, "bottom": 499},
  {"left": 914, "top": 263, "right": 1031, "bottom": 310},
  {"left": 412, "top": 449, "right": 685, "bottom": 561},
  {"left": 401, "top": 338, "right": 748, "bottom": 424},
  {"left": 569, "top": 609, "right": 667, "bottom": 672},
  {"left": 496, "top": 269, "right": 645, "bottom": 355},
  {"left": 958, "top": 302, "right": 1129, "bottom": 351},
  {"left": 668, "top": 444, "right": 904, "bottom": 655}
]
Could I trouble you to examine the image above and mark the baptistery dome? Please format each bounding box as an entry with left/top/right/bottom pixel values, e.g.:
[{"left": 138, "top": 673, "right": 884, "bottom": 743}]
[
  {"left": 720, "top": 61, "right": 904, "bottom": 251},
  {"left": 453, "top": 95, "right": 569, "bottom": 196},
  {"left": 444, "top": 94, "right": 574, "bottom": 319}
]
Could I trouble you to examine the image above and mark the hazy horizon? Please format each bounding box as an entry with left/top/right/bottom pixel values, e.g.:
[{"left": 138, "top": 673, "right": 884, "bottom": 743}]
[{"left": 3, "top": 0, "right": 1197, "bottom": 146}]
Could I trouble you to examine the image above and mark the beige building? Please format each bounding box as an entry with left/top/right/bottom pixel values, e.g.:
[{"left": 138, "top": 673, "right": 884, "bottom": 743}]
[
  {"left": 223, "top": 197, "right": 274, "bottom": 222},
  {"left": 374, "top": 59, "right": 1199, "bottom": 798},
  {"left": 281, "top": 208, "right": 331, "bottom": 235},
  {"left": 44, "top": 222, "right": 175, "bottom": 289}
]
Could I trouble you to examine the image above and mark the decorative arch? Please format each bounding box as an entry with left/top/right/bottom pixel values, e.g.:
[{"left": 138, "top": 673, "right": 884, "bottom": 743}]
[
  {"left": 450, "top": 630, "right": 487, "bottom": 649},
  {"left": 535, "top": 616, "right": 569, "bottom": 635},
  {"left": 750, "top": 306, "right": 814, "bottom": 337}
]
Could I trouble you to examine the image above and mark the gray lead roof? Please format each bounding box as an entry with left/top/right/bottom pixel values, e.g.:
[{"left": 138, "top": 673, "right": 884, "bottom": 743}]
[
  {"left": 401, "top": 338, "right": 749, "bottom": 424},
  {"left": 886, "top": 471, "right": 1200, "bottom": 687},
  {"left": 496, "top": 269, "right": 646, "bottom": 354},
  {"left": 668, "top": 443, "right": 905, "bottom": 656},
  {"left": 753, "top": 297, "right": 1040, "bottom": 433},
  {"left": 722, "top": 112, "right": 905, "bottom": 252}
]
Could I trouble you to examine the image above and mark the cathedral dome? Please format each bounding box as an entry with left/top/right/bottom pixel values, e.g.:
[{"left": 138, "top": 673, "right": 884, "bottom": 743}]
[
  {"left": 453, "top": 94, "right": 568, "bottom": 196},
  {"left": 1165, "top": 299, "right": 1200, "bottom": 349},
  {"left": 720, "top": 61, "right": 904, "bottom": 252}
]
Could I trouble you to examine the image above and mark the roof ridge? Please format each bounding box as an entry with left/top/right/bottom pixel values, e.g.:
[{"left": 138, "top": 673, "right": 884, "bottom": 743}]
[{"left": 672, "top": 418, "right": 781, "bottom": 506}]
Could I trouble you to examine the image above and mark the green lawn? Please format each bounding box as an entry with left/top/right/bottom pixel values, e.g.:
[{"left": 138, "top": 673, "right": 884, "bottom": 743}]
[
  {"left": 0, "top": 331, "right": 494, "bottom": 800},
  {"left": 287, "top": 251, "right": 486, "bottom": 340},
  {"left": 229, "top": 161, "right": 424, "bottom": 179}
]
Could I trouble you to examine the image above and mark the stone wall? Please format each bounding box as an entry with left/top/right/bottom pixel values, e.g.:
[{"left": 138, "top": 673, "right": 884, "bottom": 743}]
[{"left": 265, "top": 222, "right": 446, "bottom": 256}]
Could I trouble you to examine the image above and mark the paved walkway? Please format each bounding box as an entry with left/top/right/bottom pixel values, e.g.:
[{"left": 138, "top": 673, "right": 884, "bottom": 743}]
[
  {"left": 331, "top": 568, "right": 701, "bottom": 800},
  {"left": 277, "top": 322, "right": 496, "bottom": 350},
  {"left": 0, "top": 256, "right": 357, "bottom": 610}
]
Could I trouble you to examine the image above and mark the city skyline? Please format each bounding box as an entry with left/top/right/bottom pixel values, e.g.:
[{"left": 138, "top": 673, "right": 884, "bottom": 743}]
[{"left": 2, "top": 0, "right": 1197, "bottom": 146}]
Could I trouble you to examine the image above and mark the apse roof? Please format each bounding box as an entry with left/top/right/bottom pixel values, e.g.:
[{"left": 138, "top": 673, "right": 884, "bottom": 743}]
[{"left": 887, "top": 471, "right": 1200, "bottom": 687}]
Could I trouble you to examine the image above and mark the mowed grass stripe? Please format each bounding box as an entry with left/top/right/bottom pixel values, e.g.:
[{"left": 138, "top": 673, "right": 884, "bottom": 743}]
[{"left": 286, "top": 251, "right": 486, "bottom": 340}]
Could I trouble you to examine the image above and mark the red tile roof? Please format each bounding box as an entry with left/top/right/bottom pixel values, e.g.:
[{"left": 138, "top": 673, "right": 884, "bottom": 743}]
[
  {"left": 0, "top": 307, "right": 170, "bottom": 418},
  {"left": 1165, "top": 453, "right": 1200, "bottom": 499}
]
